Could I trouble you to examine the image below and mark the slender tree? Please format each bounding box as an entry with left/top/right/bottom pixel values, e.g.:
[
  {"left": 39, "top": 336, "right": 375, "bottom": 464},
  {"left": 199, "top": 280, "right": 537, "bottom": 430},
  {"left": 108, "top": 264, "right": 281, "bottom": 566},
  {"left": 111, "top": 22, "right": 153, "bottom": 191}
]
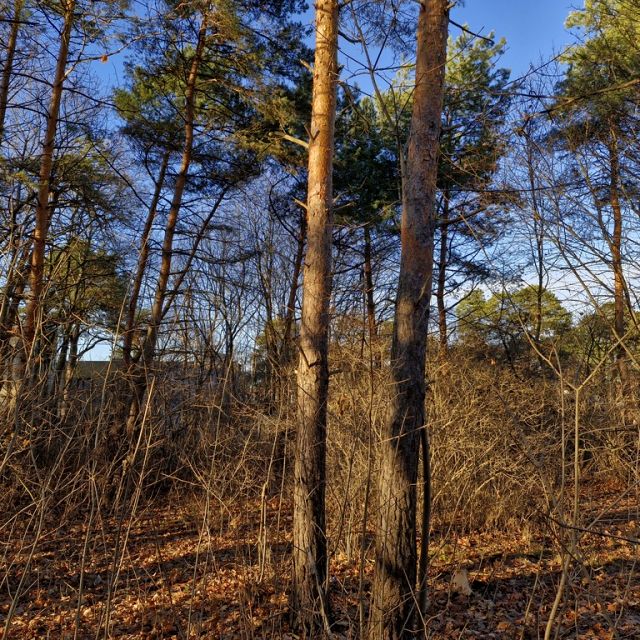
[
  {"left": 334, "top": 96, "right": 399, "bottom": 356},
  {"left": 370, "top": 1, "right": 450, "bottom": 637},
  {"left": 291, "top": 0, "right": 339, "bottom": 633},
  {"left": 0, "top": 0, "right": 25, "bottom": 145},
  {"left": 124, "top": 10, "right": 207, "bottom": 436},
  {"left": 12, "top": 0, "right": 126, "bottom": 397},
  {"left": 21, "top": 0, "right": 76, "bottom": 360},
  {"left": 118, "top": 0, "right": 307, "bottom": 434}
]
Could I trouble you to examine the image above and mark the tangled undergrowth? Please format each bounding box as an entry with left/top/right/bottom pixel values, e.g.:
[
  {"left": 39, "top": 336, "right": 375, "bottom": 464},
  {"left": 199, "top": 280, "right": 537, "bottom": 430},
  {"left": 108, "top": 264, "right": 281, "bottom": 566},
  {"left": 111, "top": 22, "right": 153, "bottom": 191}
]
[{"left": 2, "top": 351, "right": 639, "bottom": 638}]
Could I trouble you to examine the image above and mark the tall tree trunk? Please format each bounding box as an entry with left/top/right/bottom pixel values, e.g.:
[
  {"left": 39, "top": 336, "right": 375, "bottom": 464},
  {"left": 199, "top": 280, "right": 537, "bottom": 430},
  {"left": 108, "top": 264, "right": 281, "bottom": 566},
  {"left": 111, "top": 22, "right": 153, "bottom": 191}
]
[
  {"left": 125, "top": 16, "right": 206, "bottom": 437},
  {"left": 524, "top": 133, "right": 544, "bottom": 346},
  {"left": 282, "top": 210, "right": 307, "bottom": 366},
  {"left": 436, "top": 192, "right": 449, "bottom": 355},
  {"left": 363, "top": 224, "right": 381, "bottom": 369},
  {"left": 363, "top": 225, "right": 377, "bottom": 345},
  {"left": 123, "top": 150, "right": 170, "bottom": 367},
  {"left": 0, "top": 0, "right": 24, "bottom": 144},
  {"left": 369, "top": 2, "right": 449, "bottom": 638},
  {"left": 608, "top": 130, "right": 626, "bottom": 385},
  {"left": 609, "top": 134, "right": 625, "bottom": 358},
  {"left": 0, "top": 244, "right": 29, "bottom": 392},
  {"left": 51, "top": 327, "right": 70, "bottom": 401},
  {"left": 22, "top": 0, "right": 75, "bottom": 357},
  {"left": 60, "top": 324, "right": 79, "bottom": 420},
  {"left": 276, "top": 211, "right": 307, "bottom": 409},
  {"left": 291, "top": 0, "right": 338, "bottom": 633}
]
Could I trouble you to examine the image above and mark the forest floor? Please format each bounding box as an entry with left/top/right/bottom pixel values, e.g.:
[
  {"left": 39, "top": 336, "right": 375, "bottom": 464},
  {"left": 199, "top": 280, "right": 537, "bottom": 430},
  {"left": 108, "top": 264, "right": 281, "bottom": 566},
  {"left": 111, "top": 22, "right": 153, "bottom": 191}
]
[{"left": 1, "top": 482, "right": 639, "bottom": 639}]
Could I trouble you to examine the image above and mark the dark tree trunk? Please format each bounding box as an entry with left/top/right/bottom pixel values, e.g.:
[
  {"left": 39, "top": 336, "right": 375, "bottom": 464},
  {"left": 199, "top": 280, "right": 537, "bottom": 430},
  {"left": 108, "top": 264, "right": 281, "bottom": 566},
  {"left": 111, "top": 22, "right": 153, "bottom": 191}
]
[
  {"left": 363, "top": 225, "right": 377, "bottom": 347},
  {"left": 0, "top": 246, "right": 29, "bottom": 394},
  {"left": 524, "top": 132, "right": 545, "bottom": 349},
  {"left": 291, "top": 0, "right": 338, "bottom": 634},
  {"left": 60, "top": 324, "right": 79, "bottom": 419},
  {"left": 51, "top": 328, "right": 70, "bottom": 401},
  {"left": 0, "top": 0, "right": 24, "bottom": 145},
  {"left": 282, "top": 210, "right": 307, "bottom": 367},
  {"left": 436, "top": 192, "right": 449, "bottom": 355},
  {"left": 369, "top": 1, "right": 449, "bottom": 638},
  {"left": 609, "top": 132, "right": 625, "bottom": 374}
]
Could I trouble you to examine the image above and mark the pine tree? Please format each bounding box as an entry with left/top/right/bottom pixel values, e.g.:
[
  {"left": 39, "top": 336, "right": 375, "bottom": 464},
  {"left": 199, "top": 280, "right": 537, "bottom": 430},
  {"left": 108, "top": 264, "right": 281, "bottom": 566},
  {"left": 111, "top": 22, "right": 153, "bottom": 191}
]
[
  {"left": 291, "top": 0, "right": 339, "bottom": 633},
  {"left": 370, "top": 1, "right": 450, "bottom": 637},
  {"left": 556, "top": 0, "right": 640, "bottom": 386}
]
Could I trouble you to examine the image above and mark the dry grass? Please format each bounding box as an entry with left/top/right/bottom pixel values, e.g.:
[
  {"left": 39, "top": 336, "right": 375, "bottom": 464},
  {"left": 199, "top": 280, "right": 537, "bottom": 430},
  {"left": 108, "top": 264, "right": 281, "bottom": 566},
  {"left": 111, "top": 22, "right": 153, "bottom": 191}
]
[{"left": 1, "top": 348, "right": 639, "bottom": 638}]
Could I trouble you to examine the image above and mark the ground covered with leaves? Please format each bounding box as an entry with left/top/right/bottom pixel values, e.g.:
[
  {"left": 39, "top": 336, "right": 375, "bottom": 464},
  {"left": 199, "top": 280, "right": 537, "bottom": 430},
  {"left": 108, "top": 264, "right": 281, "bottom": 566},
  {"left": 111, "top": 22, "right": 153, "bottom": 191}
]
[{"left": 1, "top": 483, "right": 639, "bottom": 639}]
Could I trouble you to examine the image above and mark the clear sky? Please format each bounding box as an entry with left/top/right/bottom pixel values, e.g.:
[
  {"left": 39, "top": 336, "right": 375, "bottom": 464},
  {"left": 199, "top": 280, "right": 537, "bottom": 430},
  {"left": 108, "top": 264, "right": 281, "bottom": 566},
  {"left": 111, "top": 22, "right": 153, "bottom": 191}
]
[
  {"left": 84, "top": 1, "right": 581, "bottom": 360},
  {"left": 331, "top": 1, "right": 579, "bottom": 99},
  {"left": 93, "top": 2, "right": 578, "bottom": 94},
  {"left": 451, "top": 0, "right": 575, "bottom": 75}
]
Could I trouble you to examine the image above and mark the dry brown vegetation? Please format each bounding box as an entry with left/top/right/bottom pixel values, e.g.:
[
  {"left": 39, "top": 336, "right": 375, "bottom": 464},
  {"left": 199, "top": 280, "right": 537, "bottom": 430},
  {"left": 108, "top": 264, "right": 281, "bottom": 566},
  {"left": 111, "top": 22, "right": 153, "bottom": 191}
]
[
  {"left": 2, "top": 0, "right": 640, "bottom": 637},
  {"left": 2, "top": 346, "right": 639, "bottom": 638}
]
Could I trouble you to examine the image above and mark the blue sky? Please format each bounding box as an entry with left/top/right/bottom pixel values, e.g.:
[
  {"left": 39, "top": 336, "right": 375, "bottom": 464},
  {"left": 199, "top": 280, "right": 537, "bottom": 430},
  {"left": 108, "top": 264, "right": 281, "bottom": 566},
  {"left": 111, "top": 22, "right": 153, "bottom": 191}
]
[
  {"left": 85, "top": 1, "right": 581, "bottom": 360},
  {"left": 451, "top": 0, "right": 575, "bottom": 75},
  {"left": 330, "top": 1, "right": 579, "bottom": 101},
  {"left": 95, "top": 1, "right": 578, "bottom": 90}
]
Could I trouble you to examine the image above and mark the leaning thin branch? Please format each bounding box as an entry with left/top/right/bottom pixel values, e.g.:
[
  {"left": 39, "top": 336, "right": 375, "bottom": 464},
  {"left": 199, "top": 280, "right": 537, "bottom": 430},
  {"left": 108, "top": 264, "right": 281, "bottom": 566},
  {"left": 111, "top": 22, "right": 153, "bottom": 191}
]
[
  {"left": 0, "top": 17, "right": 36, "bottom": 25},
  {"left": 547, "top": 515, "right": 640, "bottom": 546},
  {"left": 449, "top": 19, "right": 495, "bottom": 44},
  {"left": 280, "top": 133, "right": 309, "bottom": 149},
  {"left": 299, "top": 59, "right": 313, "bottom": 74},
  {"left": 528, "top": 76, "right": 640, "bottom": 121},
  {"left": 338, "top": 29, "right": 359, "bottom": 44},
  {"left": 161, "top": 188, "right": 230, "bottom": 319}
]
